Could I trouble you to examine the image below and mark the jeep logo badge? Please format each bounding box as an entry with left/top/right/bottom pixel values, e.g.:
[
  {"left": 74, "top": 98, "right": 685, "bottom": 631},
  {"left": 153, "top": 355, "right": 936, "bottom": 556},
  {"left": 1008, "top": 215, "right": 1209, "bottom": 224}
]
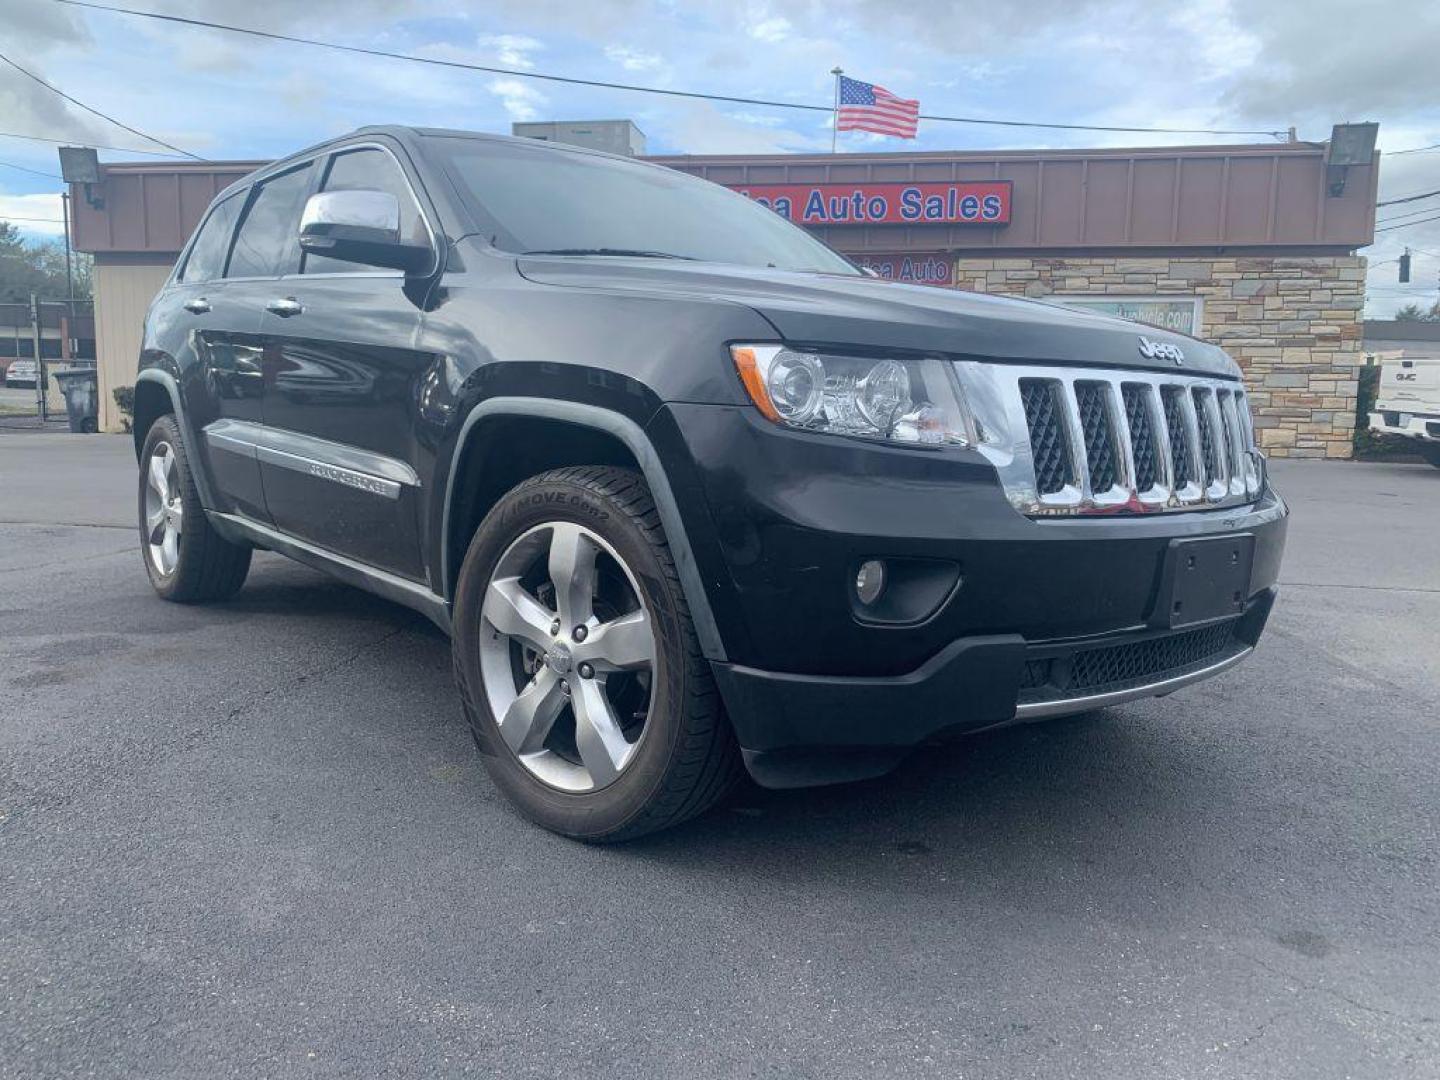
[{"left": 1138, "top": 336, "right": 1184, "bottom": 365}]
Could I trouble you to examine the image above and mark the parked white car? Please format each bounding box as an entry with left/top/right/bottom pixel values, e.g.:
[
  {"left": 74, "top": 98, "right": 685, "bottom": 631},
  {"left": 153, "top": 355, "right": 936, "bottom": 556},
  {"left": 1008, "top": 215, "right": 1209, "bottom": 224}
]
[
  {"left": 5, "top": 359, "right": 38, "bottom": 389},
  {"left": 1370, "top": 356, "right": 1440, "bottom": 466}
]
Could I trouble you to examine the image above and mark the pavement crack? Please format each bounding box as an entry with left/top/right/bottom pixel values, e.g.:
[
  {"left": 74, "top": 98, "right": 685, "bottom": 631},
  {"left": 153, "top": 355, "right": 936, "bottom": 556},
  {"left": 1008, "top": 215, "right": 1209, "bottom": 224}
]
[
  {"left": 1280, "top": 580, "right": 1440, "bottom": 595},
  {"left": 1238, "top": 950, "right": 1436, "bottom": 1026},
  {"left": 0, "top": 520, "right": 133, "bottom": 530},
  {"left": 219, "top": 624, "right": 411, "bottom": 728}
]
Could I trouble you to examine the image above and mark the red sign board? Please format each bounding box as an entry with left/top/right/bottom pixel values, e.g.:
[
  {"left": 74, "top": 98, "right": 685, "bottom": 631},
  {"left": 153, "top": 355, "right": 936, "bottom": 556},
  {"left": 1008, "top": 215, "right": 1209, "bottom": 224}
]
[
  {"left": 732, "top": 181, "right": 1011, "bottom": 226},
  {"left": 854, "top": 253, "right": 954, "bottom": 287}
]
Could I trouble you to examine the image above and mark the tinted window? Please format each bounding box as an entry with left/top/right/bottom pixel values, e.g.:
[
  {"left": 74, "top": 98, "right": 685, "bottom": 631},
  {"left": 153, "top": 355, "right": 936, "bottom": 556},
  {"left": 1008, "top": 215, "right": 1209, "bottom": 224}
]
[
  {"left": 178, "top": 193, "right": 240, "bottom": 283},
  {"left": 432, "top": 138, "right": 856, "bottom": 274},
  {"left": 226, "top": 165, "right": 312, "bottom": 279},
  {"left": 303, "top": 148, "right": 428, "bottom": 275}
]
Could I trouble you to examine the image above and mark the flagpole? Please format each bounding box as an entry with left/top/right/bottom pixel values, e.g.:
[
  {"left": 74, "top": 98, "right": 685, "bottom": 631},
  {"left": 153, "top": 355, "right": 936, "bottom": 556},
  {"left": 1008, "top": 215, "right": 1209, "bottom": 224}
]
[{"left": 830, "top": 66, "right": 843, "bottom": 153}]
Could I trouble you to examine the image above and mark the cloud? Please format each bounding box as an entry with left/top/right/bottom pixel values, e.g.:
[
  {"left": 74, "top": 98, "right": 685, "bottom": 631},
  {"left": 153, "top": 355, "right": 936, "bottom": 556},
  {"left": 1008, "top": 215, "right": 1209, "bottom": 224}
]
[
  {"left": 477, "top": 33, "right": 544, "bottom": 69},
  {"left": 606, "top": 45, "right": 666, "bottom": 73},
  {"left": 653, "top": 100, "right": 826, "bottom": 154},
  {"left": 0, "top": 0, "right": 89, "bottom": 50},
  {"left": 1221, "top": 0, "right": 1440, "bottom": 122},
  {"left": 747, "top": 15, "right": 791, "bottom": 43},
  {"left": 0, "top": 191, "right": 66, "bottom": 237},
  {"left": 489, "top": 78, "right": 547, "bottom": 122}
]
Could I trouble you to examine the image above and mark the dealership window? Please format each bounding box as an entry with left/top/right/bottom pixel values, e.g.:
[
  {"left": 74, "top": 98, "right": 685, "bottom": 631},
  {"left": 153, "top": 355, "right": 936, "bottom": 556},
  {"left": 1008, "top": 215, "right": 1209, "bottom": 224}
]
[{"left": 1054, "top": 296, "right": 1204, "bottom": 336}]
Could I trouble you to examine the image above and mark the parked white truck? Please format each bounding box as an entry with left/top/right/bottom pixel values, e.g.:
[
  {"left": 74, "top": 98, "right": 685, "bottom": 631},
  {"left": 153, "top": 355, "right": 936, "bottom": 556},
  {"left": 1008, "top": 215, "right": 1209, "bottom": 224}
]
[{"left": 1370, "top": 356, "right": 1440, "bottom": 466}]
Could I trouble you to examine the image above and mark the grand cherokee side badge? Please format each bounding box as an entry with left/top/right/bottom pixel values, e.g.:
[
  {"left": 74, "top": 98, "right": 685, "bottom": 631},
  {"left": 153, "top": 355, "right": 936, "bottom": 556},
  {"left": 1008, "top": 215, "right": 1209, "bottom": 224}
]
[{"left": 1138, "top": 336, "right": 1184, "bottom": 365}]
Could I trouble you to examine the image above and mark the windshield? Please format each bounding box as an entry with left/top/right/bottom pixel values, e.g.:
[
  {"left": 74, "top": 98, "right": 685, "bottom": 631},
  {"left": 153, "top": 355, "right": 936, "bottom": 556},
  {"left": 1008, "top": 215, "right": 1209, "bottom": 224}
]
[{"left": 430, "top": 137, "right": 858, "bottom": 274}]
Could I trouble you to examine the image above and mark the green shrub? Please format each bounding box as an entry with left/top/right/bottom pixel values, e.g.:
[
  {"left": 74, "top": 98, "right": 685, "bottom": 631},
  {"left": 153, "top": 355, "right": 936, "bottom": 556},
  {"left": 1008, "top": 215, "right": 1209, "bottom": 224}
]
[
  {"left": 1352, "top": 364, "right": 1419, "bottom": 459},
  {"left": 112, "top": 385, "right": 134, "bottom": 434}
]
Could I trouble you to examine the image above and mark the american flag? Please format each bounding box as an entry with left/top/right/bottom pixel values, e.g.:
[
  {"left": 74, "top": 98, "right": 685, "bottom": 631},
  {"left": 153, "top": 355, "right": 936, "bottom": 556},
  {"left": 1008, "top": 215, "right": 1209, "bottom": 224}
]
[{"left": 836, "top": 75, "right": 919, "bottom": 139}]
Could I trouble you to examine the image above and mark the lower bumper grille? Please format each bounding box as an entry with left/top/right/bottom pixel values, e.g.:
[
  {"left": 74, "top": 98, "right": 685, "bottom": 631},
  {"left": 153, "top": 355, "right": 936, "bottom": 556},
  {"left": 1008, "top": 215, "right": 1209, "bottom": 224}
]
[{"left": 1017, "top": 619, "right": 1247, "bottom": 705}]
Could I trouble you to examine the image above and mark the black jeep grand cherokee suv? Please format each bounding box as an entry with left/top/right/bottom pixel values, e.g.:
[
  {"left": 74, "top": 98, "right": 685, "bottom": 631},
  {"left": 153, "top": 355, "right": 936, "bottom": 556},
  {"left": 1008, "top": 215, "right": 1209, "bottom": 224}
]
[{"left": 133, "top": 126, "right": 1287, "bottom": 840}]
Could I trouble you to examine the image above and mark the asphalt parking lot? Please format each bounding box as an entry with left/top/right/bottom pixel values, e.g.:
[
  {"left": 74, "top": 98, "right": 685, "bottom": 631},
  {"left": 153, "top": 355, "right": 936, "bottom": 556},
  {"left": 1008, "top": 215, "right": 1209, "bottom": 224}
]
[{"left": 2, "top": 431, "right": 1437, "bottom": 1079}]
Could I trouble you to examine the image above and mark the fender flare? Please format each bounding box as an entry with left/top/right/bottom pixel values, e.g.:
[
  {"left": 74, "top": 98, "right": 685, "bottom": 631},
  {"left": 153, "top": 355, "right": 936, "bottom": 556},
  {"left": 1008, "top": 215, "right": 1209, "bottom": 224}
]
[
  {"left": 133, "top": 368, "right": 220, "bottom": 511},
  {"left": 441, "top": 397, "right": 727, "bottom": 661}
]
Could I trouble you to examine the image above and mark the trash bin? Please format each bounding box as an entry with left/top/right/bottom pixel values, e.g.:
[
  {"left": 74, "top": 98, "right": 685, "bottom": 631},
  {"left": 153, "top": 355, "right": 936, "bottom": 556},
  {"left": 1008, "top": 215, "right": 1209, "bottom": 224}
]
[{"left": 51, "top": 367, "right": 99, "bottom": 434}]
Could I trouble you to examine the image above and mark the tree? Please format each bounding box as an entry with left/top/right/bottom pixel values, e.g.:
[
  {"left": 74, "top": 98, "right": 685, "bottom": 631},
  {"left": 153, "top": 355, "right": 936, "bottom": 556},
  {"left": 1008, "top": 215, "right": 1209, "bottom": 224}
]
[
  {"left": 1394, "top": 300, "right": 1440, "bottom": 322},
  {"left": 0, "top": 220, "right": 93, "bottom": 303}
]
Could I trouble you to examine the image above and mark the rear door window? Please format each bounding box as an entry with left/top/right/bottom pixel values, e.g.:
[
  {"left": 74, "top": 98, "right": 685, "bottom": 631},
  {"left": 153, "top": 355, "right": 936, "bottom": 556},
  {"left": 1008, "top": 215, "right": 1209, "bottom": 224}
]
[
  {"left": 302, "top": 148, "right": 428, "bottom": 275},
  {"left": 226, "top": 164, "right": 313, "bottom": 279},
  {"left": 177, "top": 193, "right": 241, "bottom": 284}
]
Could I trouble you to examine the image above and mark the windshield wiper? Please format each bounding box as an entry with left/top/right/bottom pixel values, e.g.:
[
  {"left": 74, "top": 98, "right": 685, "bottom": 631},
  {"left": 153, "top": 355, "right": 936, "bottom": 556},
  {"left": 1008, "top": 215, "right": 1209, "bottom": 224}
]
[{"left": 520, "top": 247, "right": 696, "bottom": 260}]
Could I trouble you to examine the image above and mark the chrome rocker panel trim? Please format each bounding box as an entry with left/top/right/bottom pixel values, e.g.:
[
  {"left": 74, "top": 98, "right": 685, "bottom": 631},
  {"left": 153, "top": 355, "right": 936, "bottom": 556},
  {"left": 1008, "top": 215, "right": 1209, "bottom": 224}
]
[
  {"left": 1013, "top": 645, "right": 1253, "bottom": 721},
  {"left": 207, "top": 510, "right": 451, "bottom": 633},
  {"left": 204, "top": 418, "right": 420, "bottom": 500}
]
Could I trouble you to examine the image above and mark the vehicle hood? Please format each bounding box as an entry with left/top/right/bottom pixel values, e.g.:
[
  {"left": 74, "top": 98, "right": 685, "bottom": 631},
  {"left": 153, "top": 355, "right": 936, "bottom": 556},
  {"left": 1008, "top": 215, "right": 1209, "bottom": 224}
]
[{"left": 515, "top": 256, "right": 1240, "bottom": 378}]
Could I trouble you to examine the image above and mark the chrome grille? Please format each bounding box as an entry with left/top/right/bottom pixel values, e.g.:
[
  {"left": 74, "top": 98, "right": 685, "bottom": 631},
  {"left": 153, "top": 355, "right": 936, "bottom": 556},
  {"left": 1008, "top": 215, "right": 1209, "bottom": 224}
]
[{"left": 957, "top": 361, "right": 1263, "bottom": 517}]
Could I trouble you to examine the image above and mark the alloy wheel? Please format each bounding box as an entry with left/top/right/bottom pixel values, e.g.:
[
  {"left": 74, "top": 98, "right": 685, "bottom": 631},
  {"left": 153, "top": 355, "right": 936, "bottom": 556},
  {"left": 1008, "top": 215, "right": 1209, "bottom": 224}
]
[
  {"left": 477, "top": 522, "right": 657, "bottom": 792},
  {"left": 143, "top": 441, "right": 183, "bottom": 577}
]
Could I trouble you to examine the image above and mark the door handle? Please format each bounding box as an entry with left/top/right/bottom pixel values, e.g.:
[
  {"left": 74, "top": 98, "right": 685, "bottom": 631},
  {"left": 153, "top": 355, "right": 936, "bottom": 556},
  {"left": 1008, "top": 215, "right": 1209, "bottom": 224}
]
[
  {"left": 266, "top": 297, "right": 304, "bottom": 318},
  {"left": 183, "top": 297, "right": 211, "bottom": 314}
]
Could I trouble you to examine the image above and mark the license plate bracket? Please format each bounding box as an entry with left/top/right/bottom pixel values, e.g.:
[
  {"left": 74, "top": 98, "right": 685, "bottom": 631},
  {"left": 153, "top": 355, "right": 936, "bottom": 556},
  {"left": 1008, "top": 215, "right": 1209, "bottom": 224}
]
[{"left": 1153, "top": 534, "right": 1255, "bottom": 629}]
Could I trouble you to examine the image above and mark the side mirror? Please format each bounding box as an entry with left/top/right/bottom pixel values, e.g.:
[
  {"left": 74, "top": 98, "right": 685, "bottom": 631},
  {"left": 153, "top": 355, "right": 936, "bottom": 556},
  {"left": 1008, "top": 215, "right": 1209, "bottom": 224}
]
[{"left": 298, "top": 189, "right": 432, "bottom": 274}]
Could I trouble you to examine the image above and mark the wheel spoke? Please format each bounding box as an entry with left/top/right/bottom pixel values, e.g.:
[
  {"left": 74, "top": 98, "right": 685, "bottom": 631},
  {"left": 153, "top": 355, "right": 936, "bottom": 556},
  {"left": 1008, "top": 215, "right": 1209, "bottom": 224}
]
[
  {"left": 147, "top": 517, "right": 166, "bottom": 546},
  {"left": 572, "top": 680, "right": 630, "bottom": 788},
  {"left": 145, "top": 503, "right": 166, "bottom": 534},
  {"left": 498, "top": 667, "right": 567, "bottom": 755},
  {"left": 482, "top": 578, "right": 554, "bottom": 651},
  {"left": 574, "top": 609, "right": 654, "bottom": 672},
  {"left": 160, "top": 526, "right": 178, "bottom": 572},
  {"left": 169, "top": 500, "right": 183, "bottom": 528},
  {"left": 147, "top": 454, "right": 168, "bottom": 499},
  {"left": 548, "top": 522, "right": 597, "bottom": 629}
]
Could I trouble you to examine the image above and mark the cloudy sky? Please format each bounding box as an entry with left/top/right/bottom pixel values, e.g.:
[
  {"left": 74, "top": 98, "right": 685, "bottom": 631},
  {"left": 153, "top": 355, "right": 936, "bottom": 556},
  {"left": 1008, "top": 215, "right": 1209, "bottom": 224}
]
[{"left": 3, "top": 0, "right": 1438, "bottom": 315}]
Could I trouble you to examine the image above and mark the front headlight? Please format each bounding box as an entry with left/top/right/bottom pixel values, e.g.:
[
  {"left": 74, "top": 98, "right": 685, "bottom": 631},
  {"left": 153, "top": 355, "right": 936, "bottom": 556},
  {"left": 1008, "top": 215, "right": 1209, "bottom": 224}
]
[{"left": 730, "top": 344, "right": 994, "bottom": 447}]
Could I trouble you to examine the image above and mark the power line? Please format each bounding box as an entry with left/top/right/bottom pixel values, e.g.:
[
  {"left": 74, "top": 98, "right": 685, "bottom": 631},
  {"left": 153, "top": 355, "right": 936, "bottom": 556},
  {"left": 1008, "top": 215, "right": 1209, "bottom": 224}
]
[
  {"left": 0, "top": 159, "right": 62, "bottom": 180},
  {"left": 0, "top": 128, "right": 188, "bottom": 157},
  {"left": 0, "top": 214, "right": 66, "bottom": 223},
  {"left": 1387, "top": 142, "right": 1440, "bottom": 156},
  {"left": 1375, "top": 212, "right": 1440, "bottom": 233},
  {"left": 52, "top": 0, "right": 1291, "bottom": 139},
  {"left": 0, "top": 50, "right": 203, "bottom": 160},
  {"left": 1377, "top": 187, "right": 1440, "bottom": 208},
  {"left": 1376, "top": 205, "right": 1440, "bottom": 227}
]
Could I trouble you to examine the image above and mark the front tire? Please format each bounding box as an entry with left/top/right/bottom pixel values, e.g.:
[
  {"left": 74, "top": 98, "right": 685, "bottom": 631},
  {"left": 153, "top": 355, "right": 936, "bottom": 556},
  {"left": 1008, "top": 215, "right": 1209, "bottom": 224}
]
[
  {"left": 453, "top": 466, "right": 741, "bottom": 841},
  {"left": 139, "top": 414, "right": 252, "bottom": 602}
]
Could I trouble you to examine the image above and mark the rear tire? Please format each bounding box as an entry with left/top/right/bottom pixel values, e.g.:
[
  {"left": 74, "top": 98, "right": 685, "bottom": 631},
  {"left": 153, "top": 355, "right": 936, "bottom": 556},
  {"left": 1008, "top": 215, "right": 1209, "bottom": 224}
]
[
  {"left": 1420, "top": 443, "right": 1440, "bottom": 468},
  {"left": 139, "top": 414, "right": 252, "bottom": 602},
  {"left": 452, "top": 466, "right": 741, "bottom": 842}
]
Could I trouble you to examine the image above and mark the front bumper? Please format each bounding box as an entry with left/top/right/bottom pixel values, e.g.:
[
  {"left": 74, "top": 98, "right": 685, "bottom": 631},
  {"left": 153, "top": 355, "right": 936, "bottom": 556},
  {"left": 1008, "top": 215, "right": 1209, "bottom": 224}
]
[
  {"left": 715, "top": 590, "right": 1275, "bottom": 787},
  {"left": 648, "top": 402, "right": 1288, "bottom": 787}
]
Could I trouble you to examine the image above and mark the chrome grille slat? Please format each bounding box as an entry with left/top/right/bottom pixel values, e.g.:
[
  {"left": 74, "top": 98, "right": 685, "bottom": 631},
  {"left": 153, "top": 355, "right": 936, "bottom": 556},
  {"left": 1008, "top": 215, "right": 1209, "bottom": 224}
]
[{"left": 956, "top": 361, "right": 1261, "bottom": 518}]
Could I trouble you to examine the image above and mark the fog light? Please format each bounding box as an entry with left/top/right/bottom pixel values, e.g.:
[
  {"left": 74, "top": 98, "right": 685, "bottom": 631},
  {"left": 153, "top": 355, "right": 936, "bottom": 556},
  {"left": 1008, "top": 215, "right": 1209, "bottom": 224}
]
[{"left": 855, "top": 559, "right": 886, "bottom": 605}]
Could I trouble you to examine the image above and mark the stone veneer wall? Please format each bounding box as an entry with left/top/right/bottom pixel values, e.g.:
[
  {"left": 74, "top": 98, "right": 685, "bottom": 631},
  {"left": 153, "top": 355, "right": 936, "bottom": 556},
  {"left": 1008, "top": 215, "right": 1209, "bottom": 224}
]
[{"left": 951, "top": 255, "right": 1366, "bottom": 458}]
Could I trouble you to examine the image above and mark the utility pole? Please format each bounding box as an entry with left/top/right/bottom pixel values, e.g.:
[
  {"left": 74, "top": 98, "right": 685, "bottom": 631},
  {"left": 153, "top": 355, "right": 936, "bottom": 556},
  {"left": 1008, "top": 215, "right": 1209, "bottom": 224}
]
[
  {"left": 61, "top": 189, "right": 76, "bottom": 361},
  {"left": 29, "top": 291, "right": 46, "bottom": 422}
]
